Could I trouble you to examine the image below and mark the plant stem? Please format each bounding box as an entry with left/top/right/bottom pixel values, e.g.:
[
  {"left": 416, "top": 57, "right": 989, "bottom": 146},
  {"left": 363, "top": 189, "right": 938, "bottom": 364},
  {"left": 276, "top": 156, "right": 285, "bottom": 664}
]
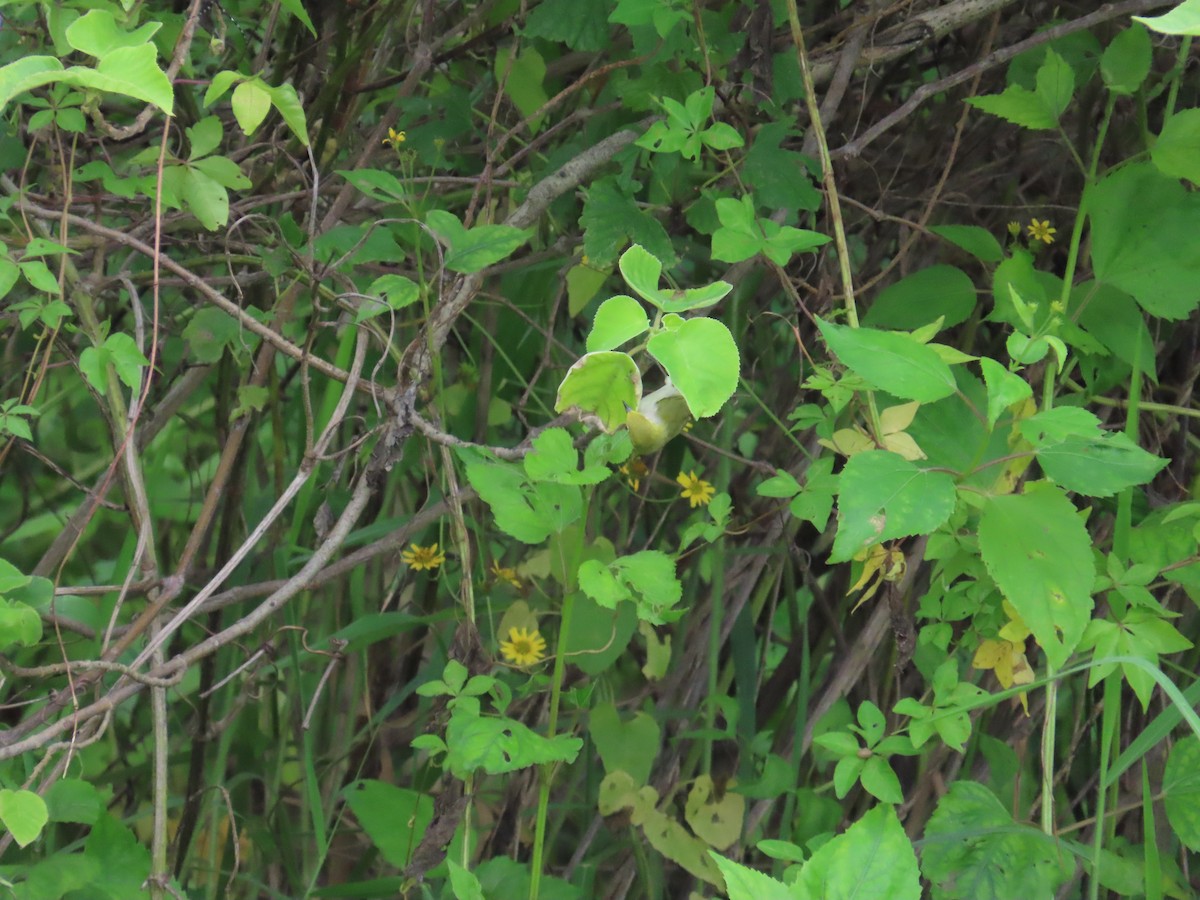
[{"left": 529, "top": 591, "right": 574, "bottom": 900}]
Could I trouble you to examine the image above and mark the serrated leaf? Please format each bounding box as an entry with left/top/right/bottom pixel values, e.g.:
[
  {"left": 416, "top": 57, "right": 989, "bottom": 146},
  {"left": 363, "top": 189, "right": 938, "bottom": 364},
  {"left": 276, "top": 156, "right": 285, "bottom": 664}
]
[
  {"left": 587, "top": 295, "right": 650, "bottom": 352},
  {"left": 967, "top": 85, "right": 1057, "bottom": 130},
  {"left": 979, "top": 357, "right": 1032, "bottom": 427},
  {"left": 792, "top": 804, "right": 920, "bottom": 900},
  {"left": 523, "top": 427, "right": 610, "bottom": 485},
  {"left": 1163, "top": 736, "right": 1200, "bottom": 850},
  {"left": 922, "top": 782, "right": 1072, "bottom": 899},
  {"left": 646, "top": 318, "right": 738, "bottom": 418},
  {"left": 554, "top": 351, "right": 641, "bottom": 432},
  {"left": 977, "top": 486, "right": 1094, "bottom": 669},
  {"left": 831, "top": 451, "right": 956, "bottom": 563}
]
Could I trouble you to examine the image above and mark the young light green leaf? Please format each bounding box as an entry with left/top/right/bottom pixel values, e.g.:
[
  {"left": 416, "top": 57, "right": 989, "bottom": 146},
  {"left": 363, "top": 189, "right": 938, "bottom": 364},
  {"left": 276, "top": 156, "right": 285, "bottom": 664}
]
[
  {"left": 0, "top": 57, "right": 66, "bottom": 114},
  {"left": 1135, "top": 0, "right": 1200, "bottom": 35},
  {"left": 231, "top": 78, "right": 272, "bottom": 136},
  {"left": 709, "top": 854, "right": 793, "bottom": 900},
  {"left": 0, "top": 789, "right": 48, "bottom": 848},
  {"left": 588, "top": 294, "right": 650, "bottom": 352},
  {"left": 554, "top": 350, "right": 641, "bottom": 432},
  {"left": 977, "top": 485, "right": 1094, "bottom": 669},
  {"left": 523, "top": 427, "right": 610, "bottom": 485},
  {"left": 70, "top": 44, "right": 174, "bottom": 114},
  {"left": 445, "top": 711, "right": 583, "bottom": 778},
  {"left": 65, "top": 9, "right": 160, "bottom": 57},
  {"left": 647, "top": 317, "right": 739, "bottom": 418}
]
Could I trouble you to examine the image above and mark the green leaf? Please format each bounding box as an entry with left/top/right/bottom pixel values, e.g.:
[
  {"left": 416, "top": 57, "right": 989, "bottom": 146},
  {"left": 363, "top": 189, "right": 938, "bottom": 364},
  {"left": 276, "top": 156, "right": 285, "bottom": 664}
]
[
  {"left": 356, "top": 274, "right": 419, "bottom": 322},
  {"left": 0, "top": 789, "right": 48, "bottom": 848},
  {"left": 1101, "top": 25, "right": 1152, "bottom": 94},
  {"left": 743, "top": 120, "right": 822, "bottom": 213},
  {"left": 524, "top": 0, "right": 610, "bottom": 50},
  {"left": 336, "top": 168, "right": 408, "bottom": 202},
  {"left": 445, "top": 711, "right": 583, "bottom": 778},
  {"left": 0, "top": 56, "right": 66, "bottom": 113},
  {"left": 1089, "top": 163, "right": 1200, "bottom": 320},
  {"left": 580, "top": 178, "right": 676, "bottom": 269},
  {"left": 1163, "top": 736, "right": 1200, "bottom": 850},
  {"left": 45, "top": 779, "right": 102, "bottom": 825},
  {"left": 921, "top": 782, "right": 1072, "bottom": 899},
  {"left": 978, "top": 357, "right": 1032, "bottom": 427},
  {"left": 231, "top": 78, "right": 272, "bottom": 136},
  {"left": 792, "top": 804, "right": 920, "bottom": 900},
  {"left": 977, "top": 485, "right": 1094, "bottom": 669},
  {"left": 865, "top": 265, "right": 977, "bottom": 330},
  {"left": 859, "top": 756, "right": 903, "bottom": 803},
  {"left": 279, "top": 0, "right": 317, "bottom": 36},
  {"left": 647, "top": 317, "right": 739, "bottom": 418},
  {"left": 459, "top": 451, "right": 582, "bottom": 544},
  {"left": 343, "top": 781, "right": 433, "bottom": 868},
  {"left": 186, "top": 116, "right": 223, "bottom": 160},
  {"left": 0, "top": 599, "right": 43, "bottom": 650},
  {"left": 523, "top": 427, "right": 610, "bottom": 485},
  {"left": 579, "top": 551, "right": 683, "bottom": 624},
  {"left": 65, "top": 9, "right": 160, "bottom": 57},
  {"left": 554, "top": 350, "right": 641, "bottom": 433},
  {"left": 617, "top": 243, "right": 731, "bottom": 312},
  {"left": 817, "top": 320, "right": 957, "bottom": 402},
  {"left": 589, "top": 702, "right": 660, "bottom": 786},
  {"left": 1135, "top": 0, "right": 1200, "bottom": 35},
  {"left": 1035, "top": 49, "right": 1074, "bottom": 121},
  {"left": 757, "top": 469, "right": 801, "bottom": 499},
  {"left": 426, "top": 210, "right": 532, "bottom": 274},
  {"left": 929, "top": 225, "right": 1004, "bottom": 263},
  {"left": 1020, "top": 407, "right": 1168, "bottom": 497},
  {"left": 587, "top": 295, "right": 650, "bottom": 352},
  {"left": 68, "top": 43, "right": 174, "bottom": 114},
  {"left": 84, "top": 814, "right": 152, "bottom": 897},
  {"left": 711, "top": 195, "right": 828, "bottom": 265},
  {"left": 1152, "top": 108, "right": 1200, "bottom": 185},
  {"left": 192, "top": 155, "right": 250, "bottom": 190},
  {"left": 685, "top": 774, "right": 745, "bottom": 850},
  {"left": 561, "top": 591, "right": 637, "bottom": 676},
  {"left": 183, "top": 306, "right": 243, "bottom": 363},
  {"left": 967, "top": 85, "right": 1058, "bottom": 130},
  {"left": 447, "top": 860, "right": 485, "bottom": 900},
  {"left": 263, "top": 80, "right": 309, "bottom": 145},
  {"left": 496, "top": 46, "right": 549, "bottom": 131},
  {"left": 203, "top": 70, "right": 244, "bottom": 106},
  {"left": 709, "top": 854, "right": 793, "bottom": 900},
  {"left": 831, "top": 450, "right": 956, "bottom": 563},
  {"left": 181, "top": 167, "right": 229, "bottom": 230}
]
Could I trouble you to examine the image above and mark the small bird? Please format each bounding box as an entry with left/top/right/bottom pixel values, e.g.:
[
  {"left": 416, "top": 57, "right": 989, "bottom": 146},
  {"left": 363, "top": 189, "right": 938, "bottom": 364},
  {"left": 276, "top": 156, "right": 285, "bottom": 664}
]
[{"left": 625, "top": 382, "right": 692, "bottom": 456}]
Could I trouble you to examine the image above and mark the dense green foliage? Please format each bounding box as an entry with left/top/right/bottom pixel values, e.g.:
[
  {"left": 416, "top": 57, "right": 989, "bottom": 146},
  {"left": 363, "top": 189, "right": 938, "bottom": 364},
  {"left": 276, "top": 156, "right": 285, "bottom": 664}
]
[{"left": 1, "top": 0, "right": 1199, "bottom": 897}]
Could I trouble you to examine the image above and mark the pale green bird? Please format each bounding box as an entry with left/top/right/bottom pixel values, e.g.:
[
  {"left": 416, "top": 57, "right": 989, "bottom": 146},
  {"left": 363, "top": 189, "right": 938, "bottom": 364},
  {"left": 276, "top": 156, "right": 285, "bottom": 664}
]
[{"left": 625, "top": 382, "right": 692, "bottom": 456}]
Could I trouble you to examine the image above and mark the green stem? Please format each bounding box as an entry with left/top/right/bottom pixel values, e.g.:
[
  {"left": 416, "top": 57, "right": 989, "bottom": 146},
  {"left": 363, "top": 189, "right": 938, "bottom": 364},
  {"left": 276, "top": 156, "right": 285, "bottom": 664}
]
[
  {"left": 529, "top": 591, "right": 574, "bottom": 900},
  {"left": 1040, "top": 665, "right": 1057, "bottom": 837},
  {"left": 1088, "top": 673, "right": 1120, "bottom": 900}
]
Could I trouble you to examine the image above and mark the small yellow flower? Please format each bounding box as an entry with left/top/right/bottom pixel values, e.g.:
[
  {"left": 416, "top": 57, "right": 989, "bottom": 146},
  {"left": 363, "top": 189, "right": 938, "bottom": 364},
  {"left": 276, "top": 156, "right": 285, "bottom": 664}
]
[
  {"left": 1027, "top": 219, "right": 1056, "bottom": 244},
  {"left": 676, "top": 471, "right": 715, "bottom": 508},
  {"left": 382, "top": 127, "right": 406, "bottom": 149},
  {"left": 1007, "top": 221, "right": 1021, "bottom": 238},
  {"left": 491, "top": 560, "right": 522, "bottom": 589},
  {"left": 619, "top": 458, "right": 649, "bottom": 491},
  {"left": 500, "top": 626, "right": 546, "bottom": 666},
  {"left": 402, "top": 542, "right": 445, "bottom": 571}
]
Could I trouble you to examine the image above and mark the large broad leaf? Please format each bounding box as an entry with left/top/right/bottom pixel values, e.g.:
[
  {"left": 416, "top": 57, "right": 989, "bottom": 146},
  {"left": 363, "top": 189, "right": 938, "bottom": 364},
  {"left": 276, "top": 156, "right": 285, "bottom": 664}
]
[
  {"left": 1163, "top": 736, "right": 1200, "bottom": 851},
  {"left": 831, "top": 450, "right": 956, "bottom": 563},
  {"left": 554, "top": 350, "right": 641, "bottom": 432},
  {"left": 1020, "top": 407, "right": 1168, "bottom": 497},
  {"left": 921, "top": 782, "right": 1072, "bottom": 899},
  {"left": 817, "top": 320, "right": 957, "bottom": 402},
  {"left": 1152, "top": 108, "right": 1200, "bottom": 185},
  {"left": 710, "top": 854, "right": 793, "bottom": 900},
  {"left": 523, "top": 427, "right": 611, "bottom": 485},
  {"left": 977, "top": 485, "right": 1094, "bottom": 669},
  {"left": 1089, "top": 163, "right": 1200, "bottom": 320},
  {"left": 646, "top": 317, "right": 739, "bottom": 418},
  {"left": 578, "top": 550, "right": 683, "bottom": 624},
  {"left": 865, "top": 265, "right": 978, "bottom": 330},
  {"left": 792, "top": 804, "right": 921, "bottom": 900},
  {"left": 343, "top": 781, "right": 433, "bottom": 869}
]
